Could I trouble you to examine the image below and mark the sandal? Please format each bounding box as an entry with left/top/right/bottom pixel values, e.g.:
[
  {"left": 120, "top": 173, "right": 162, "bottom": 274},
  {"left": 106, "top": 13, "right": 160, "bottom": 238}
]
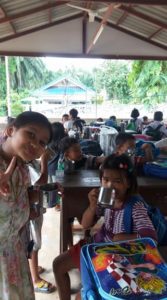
[
  {"left": 38, "top": 266, "right": 45, "bottom": 274},
  {"left": 34, "top": 279, "right": 56, "bottom": 294}
]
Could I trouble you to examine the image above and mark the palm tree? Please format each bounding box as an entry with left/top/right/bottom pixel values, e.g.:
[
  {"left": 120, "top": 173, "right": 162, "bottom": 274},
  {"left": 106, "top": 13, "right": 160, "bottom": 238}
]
[{"left": 10, "top": 57, "right": 47, "bottom": 91}]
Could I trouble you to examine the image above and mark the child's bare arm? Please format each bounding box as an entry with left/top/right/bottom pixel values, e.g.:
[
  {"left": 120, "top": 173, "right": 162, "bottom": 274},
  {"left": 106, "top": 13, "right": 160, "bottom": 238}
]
[
  {"left": 95, "top": 156, "right": 106, "bottom": 167},
  {"left": 35, "top": 148, "right": 52, "bottom": 185},
  {"left": 112, "top": 233, "right": 138, "bottom": 242},
  {"left": 0, "top": 156, "right": 16, "bottom": 196},
  {"left": 81, "top": 188, "right": 99, "bottom": 229},
  {"left": 141, "top": 143, "right": 154, "bottom": 161}
]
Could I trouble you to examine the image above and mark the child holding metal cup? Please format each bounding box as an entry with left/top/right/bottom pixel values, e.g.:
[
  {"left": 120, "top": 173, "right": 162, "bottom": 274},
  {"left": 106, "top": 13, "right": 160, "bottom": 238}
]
[{"left": 53, "top": 154, "right": 157, "bottom": 300}]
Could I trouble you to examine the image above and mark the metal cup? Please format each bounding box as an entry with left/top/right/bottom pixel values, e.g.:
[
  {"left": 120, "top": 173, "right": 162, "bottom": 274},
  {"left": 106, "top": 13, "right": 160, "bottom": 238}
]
[
  {"left": 97, "top": 187, "right": 115, "bottom": 208},
  {"left": 29, "top": 183, "right": 58, "bottom": 209},
  {"left": 64, "top": 160, "right": 75, "bottom": 174},
  {"left": 40, "top": 183, "right": 59, "bottom": 208}
]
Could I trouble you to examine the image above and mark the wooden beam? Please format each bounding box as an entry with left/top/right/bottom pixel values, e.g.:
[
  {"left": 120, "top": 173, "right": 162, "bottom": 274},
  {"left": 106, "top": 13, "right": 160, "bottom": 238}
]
[
  {"left": 83, "top": 0, "right": 167, "bottom": 4},
  {"left": 119, "top": 5, "right": 167, "bottom": 29},
  {"left": 0, "top": 1, "right": 68, "bottom": 24},
  {"left": 86, "top": 4, "right": 115, "bottom": 54},
  {"left": 149, "top": 28, "right": 163, "bottom": 39},
  {"left": 0, "top": 4, "right": 16, "bottom": 33},
  {"left": 103, "top": 18, "right": 167, "bottom": 51},
  {"left": 48, "top": 0, "right": 52, "bottom": 23},
  {"left": 0, "top": 13, "right": 83, "bottom": 43},
  {"left": 82, "top": 17, "right": 87, "bottom": 54},
  {"left": 116, "top": 10, "right": 128, "bottom": 26},
  {"left": 0, "top": 50, "right": 167, "bottom": 60}
]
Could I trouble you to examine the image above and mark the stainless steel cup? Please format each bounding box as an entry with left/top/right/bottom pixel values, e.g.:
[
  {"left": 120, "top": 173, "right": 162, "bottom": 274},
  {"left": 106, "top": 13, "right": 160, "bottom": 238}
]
[
  {"left": 97, "top": 187, "right": 115, "bottom": 208},
  {"left": 64, "top": 160, "right": 75, "bottom": 174},
  {"left": 29, "top": 183, "right": 58, "bottom": 209},
  {"left": 40, "top": 183, "right": 58, "bottom": 208}
]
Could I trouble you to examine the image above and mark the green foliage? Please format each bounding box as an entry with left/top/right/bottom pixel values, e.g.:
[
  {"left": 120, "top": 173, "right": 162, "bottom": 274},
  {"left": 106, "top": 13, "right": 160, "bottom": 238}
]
[
  {"left": 9, "top": 56, "right": 56, "bottom": 91},
  {"left": 0, "top": 99, "right": 7, "bottom": 116},
  {"left": 0, "top": 59, "right": 6, "bottom": 99},
  {"left": 11, "top": 102, "right": 24, "bottom": 116},
  {"left": 0, "top": 56, "right": 56, "bottom": 116},
  {"left": 1, "top": 56, "right": 167, "bottom": 117},
  {"left": 128, "top": 60, "right": 167, "bottom": 106},
  {"left": 77, "top": 69, "right": 94, "bottom": 89},
  {"left": 92, "top": 61, "right": 131, "bottom": 102}
]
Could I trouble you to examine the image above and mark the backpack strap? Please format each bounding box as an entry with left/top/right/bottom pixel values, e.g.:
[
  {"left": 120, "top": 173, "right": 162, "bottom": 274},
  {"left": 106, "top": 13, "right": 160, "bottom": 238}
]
[
  {"left": 123, "top": 194, "right": 145, "bottom": 234},
  {"left": 146, "top": 124, "right": 162, "bottom": 132},
  {"left": 156, "top": 124, "right": 163, "bottom": 131}
]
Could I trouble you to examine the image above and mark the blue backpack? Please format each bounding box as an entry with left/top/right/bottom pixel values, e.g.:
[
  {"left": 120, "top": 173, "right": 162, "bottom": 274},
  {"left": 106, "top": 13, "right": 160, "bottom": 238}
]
[
  {"left": 124, "top": 195, "right": 167, "bottom": 246},
  {"left": 144, "top": 159, "right": 167, "bottom": 179},
  {"left": 80, "top": 139, "right": 103, "bottom": 156},
  {"left": 80, "top": 238, "right": 167, "bottom": 300}
]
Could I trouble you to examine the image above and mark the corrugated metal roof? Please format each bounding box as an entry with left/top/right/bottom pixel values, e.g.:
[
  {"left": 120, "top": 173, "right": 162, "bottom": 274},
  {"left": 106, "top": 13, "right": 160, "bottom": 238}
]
[{"left": 0, "top": 0, "right": 166, "bottom": 58}]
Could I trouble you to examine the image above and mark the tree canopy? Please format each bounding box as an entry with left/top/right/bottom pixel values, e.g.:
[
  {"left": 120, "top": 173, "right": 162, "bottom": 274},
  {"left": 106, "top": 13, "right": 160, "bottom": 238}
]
[
  {"left": 128, "top": 60, "right": 167, "bottom": 106},
  {"left": 0, "top": 56, "right": 167, "bottom": 116}
]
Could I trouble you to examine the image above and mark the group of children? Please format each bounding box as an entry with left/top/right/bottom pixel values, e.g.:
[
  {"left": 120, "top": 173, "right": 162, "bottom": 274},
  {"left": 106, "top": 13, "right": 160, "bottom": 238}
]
[
  {"left": 127, "top": 108, "right": 167, "bottom": 139},
  {"left": 0, "top": 110, "right": 163, "bottom": 300}
]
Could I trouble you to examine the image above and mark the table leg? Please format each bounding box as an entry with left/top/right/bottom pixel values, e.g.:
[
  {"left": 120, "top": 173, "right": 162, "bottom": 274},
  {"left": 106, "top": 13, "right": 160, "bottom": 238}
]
[{"left": 60, "top": 195, "right": 69, "bottom": 253}]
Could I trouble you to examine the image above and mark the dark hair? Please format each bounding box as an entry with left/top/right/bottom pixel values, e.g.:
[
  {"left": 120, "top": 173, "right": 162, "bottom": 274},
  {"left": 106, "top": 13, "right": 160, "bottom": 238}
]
[
  {"left": 110, "top": 116, "right": 116, "bottom": 122},
  {"left": 100, "top": 154, "right": 138, "bottom": 196},
  {"left": 12, "top": 111, "right": 52, "bottom": 143},
  {"left": 115, "top": 133, "right": 135, "bottom": 147},
  {"left": 7, "top": 116, "right": 15, "bottom": 125},
  {"left": 131, "top": 108, "right": 139, "bottom": 119},
  {"left": 73, "top": 118, "right": 85, "bottom": 133},
  {"left": 59, "top": 136, "right": 79, "bottom": 153},
  {"left": 143, "top": 116, "right": 148, "bottom": 122},
  {"left": 69, "top": 108, "right": 78, "bottom": 119},
  {"left": 62, "top": 114, "right": 69, "bottom": 120},
  {"left": 49, "top": 122, "right": 67, "bottom": 151},
  {"left": 154, "top": 111, "right": 163, "bottom": 121},
  {"left": 97, "top": 118, "right": 103, "bottom": 122}
]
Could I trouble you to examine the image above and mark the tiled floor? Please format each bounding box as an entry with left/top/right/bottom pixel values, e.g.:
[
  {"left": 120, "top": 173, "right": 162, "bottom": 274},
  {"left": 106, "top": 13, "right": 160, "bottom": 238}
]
[{"left": 35, "top": 208, "right": 82, "bottom": 300}]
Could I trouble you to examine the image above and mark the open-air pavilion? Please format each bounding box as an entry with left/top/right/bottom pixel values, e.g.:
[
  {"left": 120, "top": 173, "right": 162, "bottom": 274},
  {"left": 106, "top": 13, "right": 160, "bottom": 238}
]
[
  {"left": 0, "top": 2, "right": 167, "bottom": 300},
  {"left": 0, "top": 0, "right": 166, "bottom": 59}
]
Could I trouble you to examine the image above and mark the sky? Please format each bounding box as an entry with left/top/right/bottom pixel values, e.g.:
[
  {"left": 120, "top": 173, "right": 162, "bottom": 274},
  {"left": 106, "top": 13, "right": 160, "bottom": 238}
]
[{"left": 43, "top": 57, "right": 104, "bottom": 71}]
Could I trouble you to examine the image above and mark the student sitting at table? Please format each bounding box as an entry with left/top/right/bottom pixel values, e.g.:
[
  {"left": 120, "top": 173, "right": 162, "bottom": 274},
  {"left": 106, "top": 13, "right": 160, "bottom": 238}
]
[
  {"left": 53, "top": 154, "right": 157, "bottom": 300},
  {"left": 58, "top": 136, "right": 105, "bottom": 171},
  {"left": 142, "top": 111, "right": 167, "bottom": 140},
  {"left": 58, "top": 136, "right": 105, "bottom": 246},
  {"left": 115, "top": 132, "right": 159, "bottom": 164}
]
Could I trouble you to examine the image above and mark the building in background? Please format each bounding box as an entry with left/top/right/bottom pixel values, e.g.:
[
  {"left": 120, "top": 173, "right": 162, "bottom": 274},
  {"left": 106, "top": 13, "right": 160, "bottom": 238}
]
[{"left": 21, "top": 76, "right": 95, "bottom": 117}]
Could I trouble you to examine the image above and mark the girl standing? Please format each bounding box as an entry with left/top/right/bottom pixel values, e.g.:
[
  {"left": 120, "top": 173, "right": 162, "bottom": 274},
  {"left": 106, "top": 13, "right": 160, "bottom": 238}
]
[
  {"left": 0, "top": 111, "right": 52, "bottom": 300},
  {"left": 53, "top": 154, "right": 157, "bottom": 300}
]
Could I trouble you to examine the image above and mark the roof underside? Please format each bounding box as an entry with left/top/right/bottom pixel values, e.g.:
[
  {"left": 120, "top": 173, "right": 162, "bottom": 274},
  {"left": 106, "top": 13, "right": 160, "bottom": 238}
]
[{"left": 0, "top": 0, "right": 167, "bottom": 59}]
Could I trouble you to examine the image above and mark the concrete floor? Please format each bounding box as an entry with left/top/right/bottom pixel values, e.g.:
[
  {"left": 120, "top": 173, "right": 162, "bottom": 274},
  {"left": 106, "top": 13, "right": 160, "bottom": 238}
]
[{"left": 35, "top": 208, "right": 82, "bottom": 300}]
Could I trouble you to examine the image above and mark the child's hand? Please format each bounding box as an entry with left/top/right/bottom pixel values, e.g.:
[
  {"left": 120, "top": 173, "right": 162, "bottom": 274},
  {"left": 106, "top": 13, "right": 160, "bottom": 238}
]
[
  {"left": 29, "top": 205, "right": 40, "bottom": 219},
  {"left": 112, "top": 233, "right": 126, "bottom": 242},
  {"left": 35, "top": 149, "right": 52, "bottom": 185},
  {"left": 41, "top": 148, "right": 54, "bottom": 162},
  {"left": 56, "top": 182, "right": 64, "bottom": 197},
  {"left": 88, "top": 188, "right": 99, "bottom": 211},
  {"left": 95, "top": 156, "right": 106, "bottom": 166},
  {"left": 0, "top": 156, "right": 17, "bottom": 196}
]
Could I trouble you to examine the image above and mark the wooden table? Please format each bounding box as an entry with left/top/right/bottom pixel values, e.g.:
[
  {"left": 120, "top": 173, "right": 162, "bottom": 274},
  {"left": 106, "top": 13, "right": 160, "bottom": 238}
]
[
  {"left": 56, "top": 170, "right": 100, "bottom": 253},
  {"left": 57, "top": 170, "right": 167, "bottom": 253}
]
